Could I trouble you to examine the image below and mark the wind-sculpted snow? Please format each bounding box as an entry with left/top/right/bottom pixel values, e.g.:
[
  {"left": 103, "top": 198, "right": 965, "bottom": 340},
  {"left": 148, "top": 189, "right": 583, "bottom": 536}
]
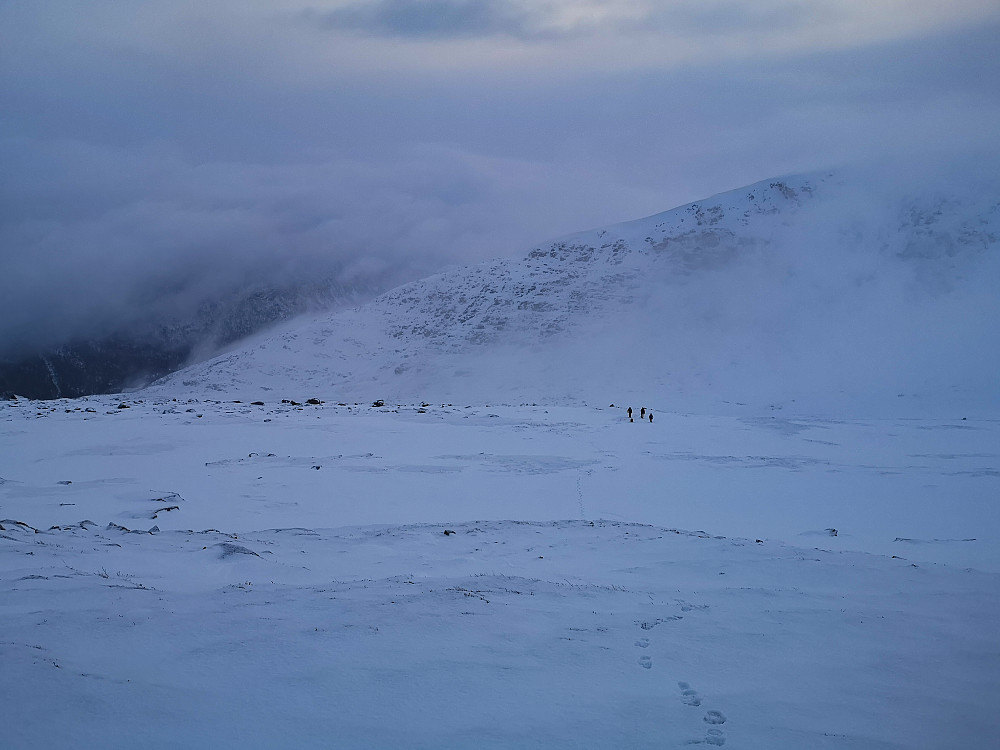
[
  {"left": 3, "top": 387, "right": 999, "bottom": 747},
  {"left": 149, "top": 172, "right": 1000, "bottom": 415},
  {"left": 3, "top": 516, "right": 999, "bottom": 749}
]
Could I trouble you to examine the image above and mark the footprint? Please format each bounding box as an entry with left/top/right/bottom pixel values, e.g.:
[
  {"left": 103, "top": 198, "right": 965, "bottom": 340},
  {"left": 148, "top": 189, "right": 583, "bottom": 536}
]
[
  {"left": 678, "top": 681, "right": 702, "bottom": 706},
  {"left": 704, "top": 710, "right": 727, "bottom": 725},
  {"left": 705, "top": 728, "right": 726, "bottom": 746},
  {"left": 634, "top": 638, "right": 650, "bottom": 648},
  {"left": 638, "top": 655, "right": 652, "bottom": 669}
]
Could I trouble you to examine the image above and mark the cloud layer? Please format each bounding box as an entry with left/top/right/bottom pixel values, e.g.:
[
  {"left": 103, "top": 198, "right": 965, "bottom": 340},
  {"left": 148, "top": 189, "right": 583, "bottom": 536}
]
[{"left": 1, "top": 1, "right": 998, "bottom": 359}]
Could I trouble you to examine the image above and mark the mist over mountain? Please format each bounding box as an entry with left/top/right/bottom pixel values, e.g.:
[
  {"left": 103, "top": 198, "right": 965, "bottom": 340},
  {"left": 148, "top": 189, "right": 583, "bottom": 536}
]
[
  {"left": 0, "top": 274, "right": 387, "bottom": 400},
  {"left": 149, "top": 168, "right": 1000, "bottom": 417}
]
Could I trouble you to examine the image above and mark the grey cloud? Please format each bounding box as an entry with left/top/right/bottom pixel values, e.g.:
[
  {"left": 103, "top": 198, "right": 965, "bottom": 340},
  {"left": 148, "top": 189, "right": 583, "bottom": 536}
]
[
  {"left": 306, "top": 0, "right": 823, "bottom": 42},
  {"left": 2, "top": 2, "right": 998, "bottom": 368},
  {"left": 305, "top": 0, "right": 536, "bottom": 40},
  {"left": 0, "top": 135, "right": 654, "bottom": 359},
  {"left": 645, "top": 0, "right": 822, "bottom": 36}
]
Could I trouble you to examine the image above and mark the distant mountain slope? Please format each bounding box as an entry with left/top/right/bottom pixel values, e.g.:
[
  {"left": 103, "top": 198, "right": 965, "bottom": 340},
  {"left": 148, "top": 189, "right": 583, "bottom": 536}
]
[
  {"left": 0, "top": 278, "right": 377, "bottom": 400},
  {"left": 149, "top": 172, "right": 1000, "bottom": 415}
]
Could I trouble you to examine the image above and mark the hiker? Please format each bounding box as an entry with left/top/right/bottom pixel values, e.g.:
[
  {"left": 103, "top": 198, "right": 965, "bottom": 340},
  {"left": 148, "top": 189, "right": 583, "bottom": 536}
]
[
  {"left": 627, "top": 407, "right": 632, "bottom": 420},
  {"left": 640, "top": 407, "right": 646, "bottom": 419},
  {"left": 649, "top": 412, "right": 653, "bottom": 423}
]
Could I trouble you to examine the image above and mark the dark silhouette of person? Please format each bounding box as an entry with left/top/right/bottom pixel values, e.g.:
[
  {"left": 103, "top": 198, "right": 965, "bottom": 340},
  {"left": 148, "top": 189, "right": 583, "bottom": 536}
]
[
  {"left": 648, "top": 412, "right": 653, "bottom": 423},
  {"left": 627, "top": 407, "right": 632, "bottom": 419},
  {"left": 640, "top": 407, "right": 646, "bottom": 419}
]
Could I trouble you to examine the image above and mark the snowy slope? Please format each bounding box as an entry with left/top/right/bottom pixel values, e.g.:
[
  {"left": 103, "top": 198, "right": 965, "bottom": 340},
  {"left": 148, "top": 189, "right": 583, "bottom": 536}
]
[
  {"left": 149, "top": 171, "right": 1000, "bottom": 416},
  {"left": 4, "top": 515, "right": 997, "bottom": 749},
  {"left": 3, "top": 396, "right": 999, "bottom": 748}
]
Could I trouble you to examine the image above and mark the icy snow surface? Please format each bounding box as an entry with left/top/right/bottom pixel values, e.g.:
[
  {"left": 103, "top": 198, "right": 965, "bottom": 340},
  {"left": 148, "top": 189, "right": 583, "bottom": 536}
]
[{"left": 3, "top": 172, "right": 999, "bottom": 748}]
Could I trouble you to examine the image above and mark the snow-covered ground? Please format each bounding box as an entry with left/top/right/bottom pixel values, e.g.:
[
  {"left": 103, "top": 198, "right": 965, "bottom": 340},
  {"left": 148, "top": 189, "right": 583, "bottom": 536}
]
[
  {"left": 3, "top": 396, "right": 998, "bottom": 748},
  {"left": 2, "top": 171, "right": 998, "bottom": 747}
]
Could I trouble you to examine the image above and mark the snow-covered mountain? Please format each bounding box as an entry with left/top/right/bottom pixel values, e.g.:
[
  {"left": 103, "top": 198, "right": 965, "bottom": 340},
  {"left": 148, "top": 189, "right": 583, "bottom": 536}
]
[
  {"left": 0, "top": 275, "right": 382, "bottom": 401},
  {"left": 152, "top": 171, "right": 1000, "bottom": 416},
  {"left": 5, "top": 170, "right": 1000, "bottom": 749}
]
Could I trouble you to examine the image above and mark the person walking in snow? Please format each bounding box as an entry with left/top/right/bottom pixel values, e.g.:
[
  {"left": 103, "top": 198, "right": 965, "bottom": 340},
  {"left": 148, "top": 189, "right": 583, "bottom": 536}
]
[
  {"left": 627, "top": 406, "right": 632, "bottom": 420},
  {"left": 640, "top": 407, "right": 646, "bottom": 419},
  {"left": 648, "top": 412, "right": 653, "bottom": 423}
]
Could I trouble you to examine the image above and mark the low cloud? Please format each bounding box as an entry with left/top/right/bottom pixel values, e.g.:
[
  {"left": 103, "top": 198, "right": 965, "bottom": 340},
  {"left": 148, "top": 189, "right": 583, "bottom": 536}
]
[
  {"left": 1, "top": 1, "right": 998, "bottom": 367},
  {"left": 0, "top": 137, "right": 662, "bottom": 358}
]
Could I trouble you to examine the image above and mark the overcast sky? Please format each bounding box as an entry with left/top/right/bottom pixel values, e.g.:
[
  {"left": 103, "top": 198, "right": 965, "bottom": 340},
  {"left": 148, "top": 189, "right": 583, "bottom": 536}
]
[{"left": 2, "top": 0, "right": 1000, "bottom": 355}]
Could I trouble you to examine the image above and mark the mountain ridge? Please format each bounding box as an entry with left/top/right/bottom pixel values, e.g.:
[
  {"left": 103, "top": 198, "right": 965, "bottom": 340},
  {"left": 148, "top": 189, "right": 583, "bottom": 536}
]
[{"left": 147, "top": 171, "right": 1000, "bottom": 416}]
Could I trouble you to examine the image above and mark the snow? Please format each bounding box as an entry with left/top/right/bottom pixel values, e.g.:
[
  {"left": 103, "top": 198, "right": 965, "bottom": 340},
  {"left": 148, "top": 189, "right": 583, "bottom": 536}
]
[
  {"left": 2, "top": 171, "right": 999, "bottom": 747},
  {"left": 2, "top": 397, "right": 998, "bottom": 748},
  {"left": 146, "top": 171, "right": 1000, "bottom": 417}
]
